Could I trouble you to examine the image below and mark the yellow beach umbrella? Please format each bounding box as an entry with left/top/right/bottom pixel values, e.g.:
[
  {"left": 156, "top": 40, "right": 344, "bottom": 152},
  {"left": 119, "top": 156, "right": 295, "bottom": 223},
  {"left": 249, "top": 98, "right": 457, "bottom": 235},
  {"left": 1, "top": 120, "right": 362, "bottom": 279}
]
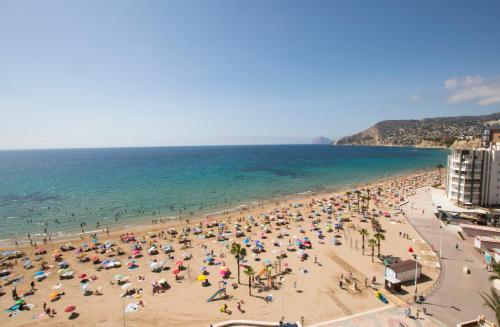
[{"left": 197, "top": 275, "right": 206, "bottom": 281}]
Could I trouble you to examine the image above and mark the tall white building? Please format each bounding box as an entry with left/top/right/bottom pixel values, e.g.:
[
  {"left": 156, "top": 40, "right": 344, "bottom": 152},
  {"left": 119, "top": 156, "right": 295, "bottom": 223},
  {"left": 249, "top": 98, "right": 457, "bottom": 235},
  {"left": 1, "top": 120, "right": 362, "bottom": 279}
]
[{"left": 446, "top": 126, "right": 500, "bottom": 207}]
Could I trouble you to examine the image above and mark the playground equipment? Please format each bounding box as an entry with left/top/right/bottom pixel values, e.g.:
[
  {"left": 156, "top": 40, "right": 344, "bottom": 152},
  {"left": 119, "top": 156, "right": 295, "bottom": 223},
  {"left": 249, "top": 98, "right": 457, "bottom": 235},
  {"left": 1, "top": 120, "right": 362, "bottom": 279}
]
[
  {"left": 255, "top": 265, "right": 273, "bottom": 287},
  {"left": 207, "top": 281, "right": 227, "bottom": 302},
  {"left": 256, "top": 268, "right": 267, "bottom": 279}
]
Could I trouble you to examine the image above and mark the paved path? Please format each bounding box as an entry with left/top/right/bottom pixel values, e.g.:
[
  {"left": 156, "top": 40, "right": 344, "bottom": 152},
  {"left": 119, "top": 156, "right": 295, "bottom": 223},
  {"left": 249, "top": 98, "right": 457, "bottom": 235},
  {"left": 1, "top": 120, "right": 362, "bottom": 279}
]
[
  {"left": 310, "top": 304, "right": 446, "bottom": 327},
  {"left": 401, "top": 187, "right": 495, "bottom": 326}
]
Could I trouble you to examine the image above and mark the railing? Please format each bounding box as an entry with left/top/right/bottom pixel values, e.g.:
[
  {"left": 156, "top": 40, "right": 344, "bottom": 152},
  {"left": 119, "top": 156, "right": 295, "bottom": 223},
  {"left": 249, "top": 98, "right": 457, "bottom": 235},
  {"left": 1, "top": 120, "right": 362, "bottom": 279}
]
[{"left": 400, "top": 186, "right": 445, "bottom": 304}]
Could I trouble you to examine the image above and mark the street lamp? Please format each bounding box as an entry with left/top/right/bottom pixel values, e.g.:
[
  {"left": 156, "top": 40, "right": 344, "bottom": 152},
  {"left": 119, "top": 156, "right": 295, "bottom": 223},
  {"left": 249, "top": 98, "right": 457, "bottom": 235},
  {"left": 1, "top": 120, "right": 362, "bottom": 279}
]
[
  {"left": 280, "top": 276, "right": 285, "bottom": 322},
  {"left": 408, "top": 247, "right": 418, "bottom": 301},
  {"left": 439, "top": 225, "right": 443, "bottom": 260}
]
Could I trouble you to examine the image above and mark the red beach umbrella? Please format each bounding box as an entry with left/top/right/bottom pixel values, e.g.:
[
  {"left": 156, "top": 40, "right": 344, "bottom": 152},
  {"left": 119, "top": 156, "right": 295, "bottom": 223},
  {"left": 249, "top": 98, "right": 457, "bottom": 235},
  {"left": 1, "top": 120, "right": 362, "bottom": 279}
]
[
  {"left": 172, "top": 268, "right": 181, "bottom": 275},
  {"left": 64, "top": 305, "right": 76, "bottom": 313},
  {"left": 78, "top": 273, "right": 87, "bottom": 279},
  {"left": 408, "top": 247, "right": 414, "bottom": 254},
  {"left": 175, "top": 260, "right": 183, "bottom": 266}
]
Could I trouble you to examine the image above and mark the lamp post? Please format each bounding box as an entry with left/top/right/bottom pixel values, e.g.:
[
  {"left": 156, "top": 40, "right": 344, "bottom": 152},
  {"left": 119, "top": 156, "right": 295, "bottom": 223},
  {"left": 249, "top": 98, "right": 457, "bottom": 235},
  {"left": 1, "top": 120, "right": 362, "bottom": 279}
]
[
  {"left": 280, "top": 276, "right": 285, "bottom": 322},
  {"left": 408, "top": 247, "right": 418, "bottom": 301},
  {"left": 439, "top": 225, "right": 443, "bottom": 259},
  {"left": 413, "top": 254, "right": 418, "bottom": 301}
]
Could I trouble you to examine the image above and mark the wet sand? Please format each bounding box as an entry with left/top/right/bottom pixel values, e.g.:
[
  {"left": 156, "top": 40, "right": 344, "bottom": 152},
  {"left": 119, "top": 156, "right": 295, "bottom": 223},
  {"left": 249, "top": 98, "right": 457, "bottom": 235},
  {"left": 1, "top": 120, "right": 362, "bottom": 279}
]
[{"left": 0, "top": 168, "right": 444, "bottom": 326}]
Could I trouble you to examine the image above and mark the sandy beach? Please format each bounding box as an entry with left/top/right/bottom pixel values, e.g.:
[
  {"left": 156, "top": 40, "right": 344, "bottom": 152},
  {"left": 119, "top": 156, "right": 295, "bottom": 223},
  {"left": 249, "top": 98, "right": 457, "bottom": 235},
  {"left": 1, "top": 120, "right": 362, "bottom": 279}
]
[{"left": 0, "top": 168, "right": 444, "bottom": 327}]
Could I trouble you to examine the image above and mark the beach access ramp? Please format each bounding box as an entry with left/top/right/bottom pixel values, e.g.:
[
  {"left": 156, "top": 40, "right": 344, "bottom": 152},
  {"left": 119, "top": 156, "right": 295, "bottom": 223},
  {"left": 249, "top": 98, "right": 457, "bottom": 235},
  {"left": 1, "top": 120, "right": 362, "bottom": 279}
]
[
  {"left": 211, "top": 320, "right": 302, "bottom": 327},
  {"left": 207, "top": 288, "right": 225, "bottom": 302}
]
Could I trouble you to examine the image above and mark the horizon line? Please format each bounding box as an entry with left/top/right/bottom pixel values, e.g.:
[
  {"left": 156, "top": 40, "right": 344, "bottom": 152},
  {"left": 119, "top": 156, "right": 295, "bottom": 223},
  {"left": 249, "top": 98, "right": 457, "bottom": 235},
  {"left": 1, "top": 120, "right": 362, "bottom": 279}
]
[{"left": 0, "top": 142, "right": 337, "bottom": 152}]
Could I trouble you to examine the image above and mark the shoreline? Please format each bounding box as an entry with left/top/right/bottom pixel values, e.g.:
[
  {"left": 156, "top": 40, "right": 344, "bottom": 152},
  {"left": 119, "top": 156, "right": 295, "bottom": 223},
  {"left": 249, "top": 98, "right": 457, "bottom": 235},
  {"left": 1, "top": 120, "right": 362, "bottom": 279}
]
[
  {"left": 1, "top": 166, "right": 438, "bottom": 250},
  {"left": 0, "top": 166, "right": 444, "bottom": 327}
]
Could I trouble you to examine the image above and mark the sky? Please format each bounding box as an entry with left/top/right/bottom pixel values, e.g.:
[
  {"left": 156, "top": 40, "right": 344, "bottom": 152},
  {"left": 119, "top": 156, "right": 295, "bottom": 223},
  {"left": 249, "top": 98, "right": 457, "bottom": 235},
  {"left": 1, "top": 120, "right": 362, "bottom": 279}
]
[{"left": 1, "top": 0, "right": 500, "bottom": 149}]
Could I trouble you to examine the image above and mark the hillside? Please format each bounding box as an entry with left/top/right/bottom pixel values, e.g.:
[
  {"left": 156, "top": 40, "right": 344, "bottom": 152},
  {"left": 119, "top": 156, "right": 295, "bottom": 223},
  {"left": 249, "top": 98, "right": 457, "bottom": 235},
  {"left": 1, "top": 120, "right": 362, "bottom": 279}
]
[
  {"left": 335, "top": 112, "right": 500, "bottom": 148},
  {"left": 312, "top": 136, "right": 332, "bottom": 144}
]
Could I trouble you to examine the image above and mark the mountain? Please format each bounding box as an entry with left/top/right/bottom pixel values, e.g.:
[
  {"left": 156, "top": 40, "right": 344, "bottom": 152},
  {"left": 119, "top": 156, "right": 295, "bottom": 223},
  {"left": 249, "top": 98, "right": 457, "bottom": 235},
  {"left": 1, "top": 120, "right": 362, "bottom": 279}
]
[
  {"left": 335, "top": 112, "right": 500, "bottom": 148},
  {"left": 312, "top": 136, "right": 332, "bottom": 144}
]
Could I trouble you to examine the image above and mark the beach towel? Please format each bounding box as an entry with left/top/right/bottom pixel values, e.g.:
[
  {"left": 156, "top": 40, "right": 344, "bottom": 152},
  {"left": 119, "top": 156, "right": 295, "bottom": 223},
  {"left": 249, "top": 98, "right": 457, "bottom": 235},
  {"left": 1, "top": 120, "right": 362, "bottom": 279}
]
[
  {"left": 31, "top": 313, "right": 48, "bottom": 320},
  {"left": 125, "top": 303, "right": 139, "bottom": 313}
]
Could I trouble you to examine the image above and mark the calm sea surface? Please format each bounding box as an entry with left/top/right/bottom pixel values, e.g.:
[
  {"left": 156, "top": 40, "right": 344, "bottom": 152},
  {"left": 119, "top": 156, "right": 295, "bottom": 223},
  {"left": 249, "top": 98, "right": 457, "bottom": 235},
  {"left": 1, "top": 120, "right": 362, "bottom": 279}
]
[{"left": 0, "top": 145, "right": 448, "bottom": 241}]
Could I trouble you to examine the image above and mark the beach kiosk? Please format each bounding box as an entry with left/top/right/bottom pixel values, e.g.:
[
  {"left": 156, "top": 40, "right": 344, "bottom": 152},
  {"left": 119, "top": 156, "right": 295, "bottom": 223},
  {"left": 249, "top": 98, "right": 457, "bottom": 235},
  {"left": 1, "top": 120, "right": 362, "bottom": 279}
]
[{"left": 384, "top": 259, "right": 421, "bottom": 293}]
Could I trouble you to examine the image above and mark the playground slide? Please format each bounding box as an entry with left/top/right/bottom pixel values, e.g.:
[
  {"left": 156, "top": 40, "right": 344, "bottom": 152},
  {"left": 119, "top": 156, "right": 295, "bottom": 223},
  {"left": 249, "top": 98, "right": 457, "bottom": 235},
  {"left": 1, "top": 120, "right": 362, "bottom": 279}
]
[
  {"left": 256, "top": 268, "right": 266, "bottom": 278},
  {"left": 207, "top": 288, "right": 224, "bottom": 302}
]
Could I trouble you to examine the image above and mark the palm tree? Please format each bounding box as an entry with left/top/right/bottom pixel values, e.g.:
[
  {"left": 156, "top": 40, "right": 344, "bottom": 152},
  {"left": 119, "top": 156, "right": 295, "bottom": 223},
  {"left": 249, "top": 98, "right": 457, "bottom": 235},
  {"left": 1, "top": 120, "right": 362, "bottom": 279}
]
[
  {"left": 354, "top": 190, "right": 361, "bottom": 213},
  {"left": 345, "top": 192, "right": 352, "bottom": 211},
  {"left": 358, "top": 228, "right": 369, "bottom": 255},
  {"left": 243, "top": 266, "right": 255, "bottom": 296},
  {"left": 230, "top": 242, "right": 247, "bottom": 284},
  {"left": 368, "top": 239, "right": 377, "bottom": 262},
  {"left": 436, "top": 164, "right": 444, "bottom": 185},
  {"left": 479, "top": 287, "right": 500, "bottom": 325},
  {"left": 489, "top": 262, "right": 500, "bottom": 281},
  {"left": 373, "top": 232, "right": 385, "bottom": 257}
]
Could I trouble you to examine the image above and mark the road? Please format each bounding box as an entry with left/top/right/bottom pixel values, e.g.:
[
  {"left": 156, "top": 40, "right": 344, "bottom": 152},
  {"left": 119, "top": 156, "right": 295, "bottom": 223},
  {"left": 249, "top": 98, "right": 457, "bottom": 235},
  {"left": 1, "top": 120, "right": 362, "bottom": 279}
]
[{"left": 401, "top": 186, "right": 495, "bottom": 326}]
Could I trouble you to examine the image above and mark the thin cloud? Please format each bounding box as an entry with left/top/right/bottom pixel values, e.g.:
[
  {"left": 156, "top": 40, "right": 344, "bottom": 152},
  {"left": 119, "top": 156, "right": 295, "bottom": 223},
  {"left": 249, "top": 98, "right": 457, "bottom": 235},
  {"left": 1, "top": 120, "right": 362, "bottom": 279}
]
[
  {"left": 445, "top": 75, "right": 500, "bottom": 106},
  {"left": 409, "top": 95, "right": 420, "bottom": 102}
]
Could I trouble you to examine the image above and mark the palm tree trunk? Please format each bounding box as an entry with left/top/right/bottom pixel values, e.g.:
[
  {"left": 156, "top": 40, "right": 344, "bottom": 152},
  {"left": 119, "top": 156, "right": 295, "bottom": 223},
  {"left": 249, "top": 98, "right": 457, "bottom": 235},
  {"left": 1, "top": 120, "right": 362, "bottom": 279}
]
[
  {"left": 248, "top": 276, "right": 252, "bottom": 296},
  {"left": 237, "top": 257, "right": 240, "bottom": 284},
  {"left": 362, "top": 236, "right": 365, "bottom": 255},
  {"left": 377, "top": 241, "right": 381, "bottom": 257}
]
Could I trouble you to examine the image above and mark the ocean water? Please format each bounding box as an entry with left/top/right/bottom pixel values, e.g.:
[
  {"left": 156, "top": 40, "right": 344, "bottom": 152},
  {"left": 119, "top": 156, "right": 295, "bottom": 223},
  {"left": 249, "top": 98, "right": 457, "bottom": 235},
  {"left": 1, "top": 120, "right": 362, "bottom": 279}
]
[{"left": 0, "top": 145, "right": 448, "bottom": 242}]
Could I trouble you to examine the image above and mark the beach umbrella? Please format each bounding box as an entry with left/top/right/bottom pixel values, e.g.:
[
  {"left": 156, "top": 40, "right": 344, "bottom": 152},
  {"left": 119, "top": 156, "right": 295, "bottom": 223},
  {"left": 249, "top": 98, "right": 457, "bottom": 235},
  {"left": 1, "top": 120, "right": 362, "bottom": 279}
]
[
  {"left": 34, "top": 271, "right": 45, "bottom": 277},
  {"left": 197, "top": 274, "right": 206, "bottom": 281},
  {"left": 149, "top": 262, "right": 162, "bottom": 269},
  {"left": 175, "top": 260, "right": 183, "bottom": 266},
  {"left": 57, "top": 268, "right": 69, "bottom": 275},
  {"left": 132, "top": 249, "right": 140, "bottom": 256},
  {"left": 121, "top": 283, "right": 132, "bottom": 290},
  {"left": 113, "top": 274, "right": 125, "bottom": 280},
  {"left": 64, "top": 305, "right": 76, "bottom": 313},
  {"left": 49, "top": 292, "right": 60, "bottom": 300},
  {"left": 172, "top": 268, "right": 181, "bottom": 275},
  {"left": 78, "top": 273, "right": 87, "bottom": 279},
  {"left": 158, "top": 278, "right": 167, "bottom": 284}
]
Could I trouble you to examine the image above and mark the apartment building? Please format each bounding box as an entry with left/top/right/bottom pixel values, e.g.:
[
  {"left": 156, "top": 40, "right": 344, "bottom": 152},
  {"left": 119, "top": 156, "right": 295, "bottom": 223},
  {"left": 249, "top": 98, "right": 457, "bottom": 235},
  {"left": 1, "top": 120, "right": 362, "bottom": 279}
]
[{"left": 446, "top": 126, "right": 500, "bottom": 207}]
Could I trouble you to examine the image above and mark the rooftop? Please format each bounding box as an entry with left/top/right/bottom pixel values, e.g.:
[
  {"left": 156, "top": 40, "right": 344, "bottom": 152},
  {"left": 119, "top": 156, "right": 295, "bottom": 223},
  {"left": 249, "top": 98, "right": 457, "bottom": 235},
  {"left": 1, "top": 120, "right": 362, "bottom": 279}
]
[
  {"left": 476, "top": 235, "right": 500, "bottom": 243},
  {"left": 460, "top": 224, "right": 500, "bottom": 233},
  {"left": 387, "top": 259, "right": 422, "bottom": 273}
]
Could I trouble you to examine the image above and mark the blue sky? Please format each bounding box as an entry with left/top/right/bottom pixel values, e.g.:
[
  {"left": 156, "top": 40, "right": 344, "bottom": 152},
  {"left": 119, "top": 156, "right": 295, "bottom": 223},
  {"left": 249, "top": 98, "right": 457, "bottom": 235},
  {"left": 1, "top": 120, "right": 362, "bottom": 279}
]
[{"left": 1, "top": 0, "right": 500, "bottom": 149}]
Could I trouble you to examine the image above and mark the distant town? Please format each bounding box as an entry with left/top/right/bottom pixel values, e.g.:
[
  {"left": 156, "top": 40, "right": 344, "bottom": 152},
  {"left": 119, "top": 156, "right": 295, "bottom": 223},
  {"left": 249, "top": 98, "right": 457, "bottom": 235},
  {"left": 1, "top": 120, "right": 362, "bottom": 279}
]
[{"left": 333, "top": 112, "right": 500, "bottom": 148}]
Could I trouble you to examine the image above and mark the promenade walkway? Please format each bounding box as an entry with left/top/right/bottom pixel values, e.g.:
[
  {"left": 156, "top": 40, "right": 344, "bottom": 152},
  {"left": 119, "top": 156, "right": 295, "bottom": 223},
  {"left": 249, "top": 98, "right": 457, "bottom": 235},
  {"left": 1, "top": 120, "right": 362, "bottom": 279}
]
[
  {"left": 401, "top": 186, "right": 495, "bottom": 326},
  {"left": 309, "top": 304, "right": 446, "bottom": 327}
]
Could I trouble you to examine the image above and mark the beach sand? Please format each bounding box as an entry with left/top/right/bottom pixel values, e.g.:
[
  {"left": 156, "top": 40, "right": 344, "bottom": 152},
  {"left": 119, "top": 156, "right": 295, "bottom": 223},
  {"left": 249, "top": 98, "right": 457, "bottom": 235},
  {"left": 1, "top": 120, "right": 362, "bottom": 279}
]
[{"left": 0, "top": 169, "right": 444, "bottom": 326}]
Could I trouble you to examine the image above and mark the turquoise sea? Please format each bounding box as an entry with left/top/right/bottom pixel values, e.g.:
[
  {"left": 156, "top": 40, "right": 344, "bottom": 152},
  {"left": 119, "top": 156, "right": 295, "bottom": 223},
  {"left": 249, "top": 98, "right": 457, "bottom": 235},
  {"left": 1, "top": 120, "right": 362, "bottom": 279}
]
[{"left": 0, "top": 145, "right": 448, "bottom": 243}]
